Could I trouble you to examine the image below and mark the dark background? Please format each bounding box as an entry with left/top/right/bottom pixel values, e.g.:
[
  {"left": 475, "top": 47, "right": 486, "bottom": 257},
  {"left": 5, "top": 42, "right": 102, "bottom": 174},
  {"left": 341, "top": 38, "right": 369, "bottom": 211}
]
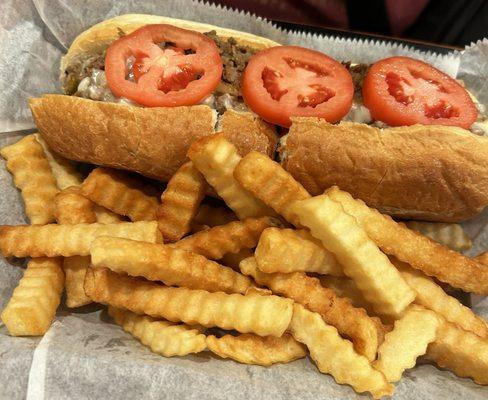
[{"left": 211, "top": 0, "right": 488, "bottom": 48}]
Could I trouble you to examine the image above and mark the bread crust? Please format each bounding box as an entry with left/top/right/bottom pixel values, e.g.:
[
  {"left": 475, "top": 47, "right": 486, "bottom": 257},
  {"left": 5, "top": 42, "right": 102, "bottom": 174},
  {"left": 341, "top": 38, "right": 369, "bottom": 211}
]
[
  {"left": 281, "top": 119, "right": 488, "bottom": 222},
  {"left": 60, "top": 13, "right": 280, "bottom": 82},
  {"left": 29, "top": 95, "right": 277, "bottom": 182}
]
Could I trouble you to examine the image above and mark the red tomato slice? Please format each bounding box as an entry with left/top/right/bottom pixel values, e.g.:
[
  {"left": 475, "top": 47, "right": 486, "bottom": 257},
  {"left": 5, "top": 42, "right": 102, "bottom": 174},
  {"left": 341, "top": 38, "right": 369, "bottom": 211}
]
[
  {"left": 362, "top": 56, "right": 477, "bottom": 129},
  {"left": 242, "top": 46, "right": 353, "bottom": 127},
  {"left": 105, "top": 24, "right": 223, "bottom": 107}
]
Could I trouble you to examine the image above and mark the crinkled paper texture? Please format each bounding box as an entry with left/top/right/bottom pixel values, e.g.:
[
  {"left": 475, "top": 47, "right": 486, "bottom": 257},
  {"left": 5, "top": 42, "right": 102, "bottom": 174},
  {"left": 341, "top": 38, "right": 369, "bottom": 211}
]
[{"left": 0, "top": 1, "right": 487, "bottom": 399}]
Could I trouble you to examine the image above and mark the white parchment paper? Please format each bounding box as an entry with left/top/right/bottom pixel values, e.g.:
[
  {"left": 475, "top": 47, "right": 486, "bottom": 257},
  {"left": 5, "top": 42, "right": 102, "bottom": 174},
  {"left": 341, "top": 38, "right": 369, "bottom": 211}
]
[{"left": 0, "top": 1, "right": 487, "bottom": 399}]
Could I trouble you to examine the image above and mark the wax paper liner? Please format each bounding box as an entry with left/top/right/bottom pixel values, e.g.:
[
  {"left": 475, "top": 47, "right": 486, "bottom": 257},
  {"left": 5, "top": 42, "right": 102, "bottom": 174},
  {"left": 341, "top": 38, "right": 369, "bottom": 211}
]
[{"left": 0, "top": 1, "right": 487, "bottom": 399}]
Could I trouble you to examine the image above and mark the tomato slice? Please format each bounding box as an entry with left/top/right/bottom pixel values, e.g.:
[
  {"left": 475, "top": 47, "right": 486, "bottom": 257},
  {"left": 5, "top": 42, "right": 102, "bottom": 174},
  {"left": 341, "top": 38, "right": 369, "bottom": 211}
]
[
  {"left": 242, "top": 46, "right": 353, "bottom": 127},
  {"left": 105, "top": 24, "right": 223, "bottom": 107},
  {"left": 362, "top": 56, "right": 477, "bottom": 129}
]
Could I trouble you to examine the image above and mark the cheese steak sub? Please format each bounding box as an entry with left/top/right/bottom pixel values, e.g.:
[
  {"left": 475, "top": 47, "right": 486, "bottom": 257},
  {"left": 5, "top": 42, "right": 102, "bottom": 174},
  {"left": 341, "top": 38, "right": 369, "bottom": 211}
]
[
  {"left": 29, "top": 14, "right": 279, "bottom": 181},
  {"left": 280, "top": 119, "right": 488, "bottom": 222}
]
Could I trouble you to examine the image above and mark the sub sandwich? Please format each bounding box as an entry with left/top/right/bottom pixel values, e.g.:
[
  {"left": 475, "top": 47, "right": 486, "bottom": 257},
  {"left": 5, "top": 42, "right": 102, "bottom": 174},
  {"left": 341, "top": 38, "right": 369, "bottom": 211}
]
[{"left": 29, "top": 14, "right": 488, "bottom": 222}]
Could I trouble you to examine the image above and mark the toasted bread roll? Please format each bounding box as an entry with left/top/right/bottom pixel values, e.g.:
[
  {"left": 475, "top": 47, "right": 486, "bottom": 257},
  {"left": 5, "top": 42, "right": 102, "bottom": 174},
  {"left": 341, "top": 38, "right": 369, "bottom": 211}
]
[{"left": 280, "top": 119, "right": 488, "bottom": 222}]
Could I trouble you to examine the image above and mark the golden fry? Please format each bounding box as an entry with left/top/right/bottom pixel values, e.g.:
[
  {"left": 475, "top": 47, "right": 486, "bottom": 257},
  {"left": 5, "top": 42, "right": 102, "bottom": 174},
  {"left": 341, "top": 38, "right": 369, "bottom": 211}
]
[
  {"left": 395, "top": 260, "right": 488, "bottom": 338},
  {"left": 239, "top": 257, "right": 382, "bottom": 361},
  {"left": 55, "top": 186, "right": 97, "bottom": 307},
  {"left": 327, "top": 186, "right": 488, "bottom": 295},
  {"left": 255, "top": 228, "right": 343, "bottom": 276},
  {"left": 1, "top": 258, "right": 64, "bottom": 336},
  {"left": 173, "top": 217, "right": 279, "bottom": 260},
  {"left": 234, "top": 151, "right": 310, "bottom": 226},
  {"left": 90, "top": 236, "right": 252, "bottom": 294},
  {"left": 289, "top": 304, "right": 394, "bottom": 399},
  {"left": 188, "top": 134, "right": 275, "bottom": 219},
  {"left": 191, "top": 204, "right": 237, "bottom": 232},
  {"left": 81, "top": 167, "right": 159, "bottom": 221},
  {"left": 207, "top": 333, "right": 306, "bottom": 366},
  {"left": 245, "top": 286, "right": 273, "bottom": 296},
  {"left": 0, "top": 221, "right": 162, "bottom": 258},
  {"left": 291, "top": 194, "right": 415, "bottom": 318},
  {"left": 35, "top": 133, "right": 83, "bottom": 189},
  {"left": 93, "top": 205, "right": 125, "bottom": 224},
  {"left": 1, "top": 135, "right": 59, "bottom": 224},
  {"left": 108, "top": 306, "right": 207, "bottom": 357},
  {"left": 404, "top": 221, "right": 472, "bottom": 252},
  {"left": 475, "top": 251, "right": 488, "bottom": 265},
  {"left": 157, "top": 161, "right": 207, "bottom": 242},
  {"left": 54, "top": 186, "right": 97, "bottom": 225},
  {"left": 373, "top": 305, "right": 440, "bottom": 382},
  {"left": 85, "top": 268, "right": 293, "bottom": 337},
  {"left": 426, "top": 320, "right": 488, "bottom": 385},
  {"left": 319, "top": 275, "right": 377, "bottom": 317}
]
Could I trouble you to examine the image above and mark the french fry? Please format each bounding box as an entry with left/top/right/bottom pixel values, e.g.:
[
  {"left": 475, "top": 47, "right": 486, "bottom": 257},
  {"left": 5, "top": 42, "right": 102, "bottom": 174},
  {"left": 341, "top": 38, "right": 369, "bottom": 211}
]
[
  {"left": 84, "top": 268, "right": 293, "bottom": 337},
  {"left": 319, "top": 275, "right": 377, "bottom": 317},
  {"left": 404, "top": 221, "right": 472, "bottom": 252},
  {"left": 239, "top": 257, "right": 383, "bottom": 361},
  {"left": 0, "top": 221, "right": 162, "bottom": 258},
  {"left": 157, "top": 162, "right": 207, "bottom": 242},
  {"left": 108, "top": 306, "right": 207, "bottom": 357},
  {"left": 206, "top": 333, "right": 306, "bottom": 366},
  {"left": 234, "top": 151, "right": 310, "bottom": 226},
  {"left": 373, "top": 305, "right": 440, "bottom": 382},
  {"left": 55, "top": 186, "right": 97, "bottom": 307},
  {"left": 221, "top": 248, "right": 255, "bottom": 270},
  {"left": 172, "top": 217, "right": 279, "bottom": 260},
  {"left": 475, "top": 251, "right": 488, "bottom": 266},
  {"left": 425, "top": 320, "right": 488, "bottom": 385},
  {"left": 1, "top": 135, "right": 59, "bottom": 224},
  {"left": 54, "top": 186, "right": 97, "bottom": 225},
  {"left": 93, "top": 205, "right": 125, "bottom": 224},
  {"left": 34, "top": 133, "right": 83, "bottom": 189},
  {"left": 1, "top": 258, "right": 64, "bottom": 336},
  {"left": 394, "top": 260, "right": 488, "bottom": 338},
  {"left": 187, "top": 133, "right": 275, "bottom": 219},
  {"left": 90, "top": 237, "right": 252, "bottom": 294},
  {"left": 255, "top": 228, "right": 343, "bottom": 276},
  {"left": 245, "top": 285, "right": 273, "bottom": 296},
  {"left": 191, "top": 204, "right": 237, "bottom": 232},
  {"left": 289, "top": 304, "right": 394, "bottom": 399},
  {"left": 81, "top": 167, "right": 159, "bottom": 221},
  {"left": 326, "top": 186, "right": 488, "bottom": 295},
  {"left": 291, "top": 194, "right": 415, "bottom": 318}
]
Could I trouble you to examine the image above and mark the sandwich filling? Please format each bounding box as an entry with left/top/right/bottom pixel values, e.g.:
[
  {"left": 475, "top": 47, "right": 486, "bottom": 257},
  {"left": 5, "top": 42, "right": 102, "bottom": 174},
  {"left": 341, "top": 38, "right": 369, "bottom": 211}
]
[{"left": 63, "top": 30, "right": 251, "bottom": 114}]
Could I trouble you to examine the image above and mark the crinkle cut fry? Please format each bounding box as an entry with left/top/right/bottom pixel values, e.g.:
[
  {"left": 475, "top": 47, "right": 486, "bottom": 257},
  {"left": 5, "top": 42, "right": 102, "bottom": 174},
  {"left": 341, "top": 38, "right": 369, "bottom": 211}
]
[
  {"left": 55, "top": 186, "right": 97, "bottom": 307},
  {"left": 1, "top": 258, "right": 64, "bottom": 336},
  {"left": 90, "top": 236, "right": 252, "bottom": 294},
  {"left": 0, "top": 221, "right": 162, "bottom": 258},
  {"left": 1, "top": 135, "right": 59, "bottom": 224},
  {"left": 35, "top": 133, "right": 83, "bottom": 190},
  {"left": 404, "top": 221, "right": 472, "bottom": 252},
  {"left": 157, "top": 161, "right": 207, "bottom": 242},
  {"left": 206, "top": 333, "right": 306, "bottom": 366},
  {"left": 84, "top": 268, "right": 293, "bottom": 337},
  {"left": 234, "top": 151, "right": 310, "bottom": 226},
  {"left": 255, "top": 227, "right": 344, "bottom": 276},
  {"left": 326, "top": 186, "right": 488, "bottom": 295},
  {"left": 290, "top": 194, "right": 415, "bottom": 318},
  {"left": 108, "top": 307, "right": 207, "bottom": 357},
  {"left": 239, "top": 257, "right": 383, "bottom": 362},
  {"left": 81, "top": 167, "right": 159, "bottom": 221},
  {"left": 425, "top": 320, "right": 488, "bottom": 385},
  {"left": 373, "top": 305, "right": 440, "bottom": 382},
  {"left": 93, "top": 205, "right": 125, "bottom": 224},
  {"left": 187, "top": 133, "right": 275, "bottom": 219},
  {"left": 172, "top": 217, "right": 280, "bottom": 260},
  {"left": 289, "top": 304, "right": 394, "bottom": 399},
  {"left": 394, "top": 259, "right": 488, "bottom": 338}
]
